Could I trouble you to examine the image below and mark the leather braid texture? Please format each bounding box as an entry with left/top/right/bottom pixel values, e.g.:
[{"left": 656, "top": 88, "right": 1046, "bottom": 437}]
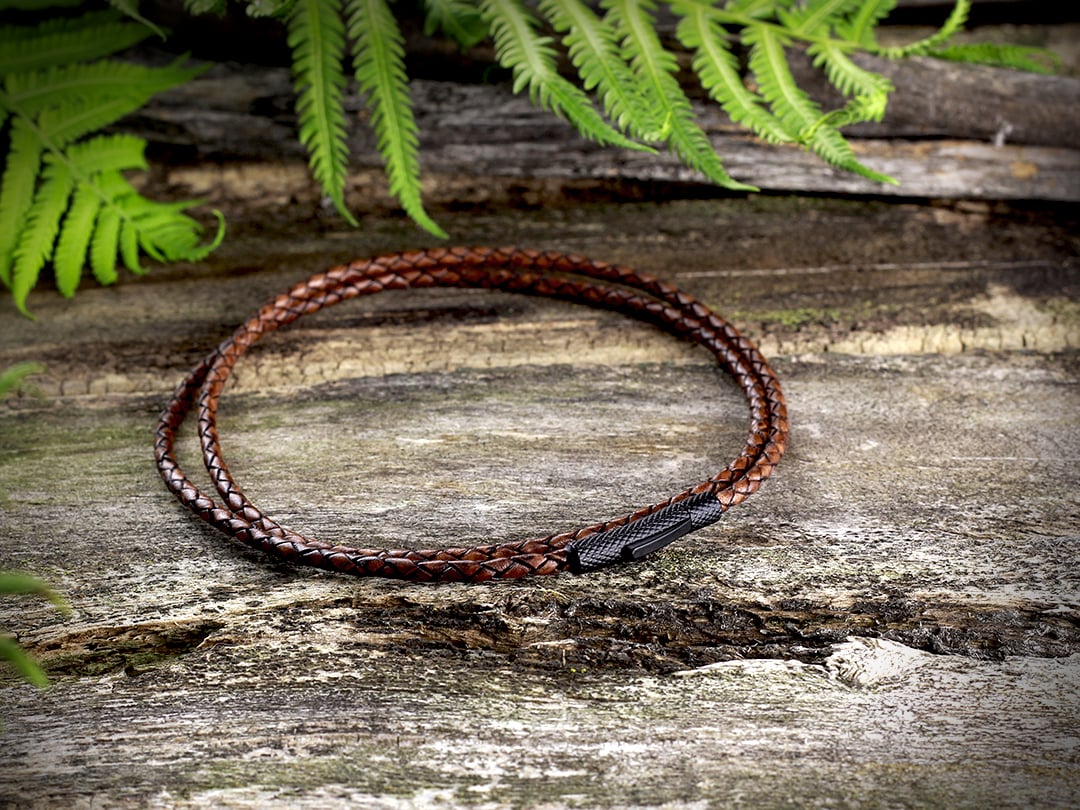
[{"left": 154, "top": 247, "right": 788, "bottom": 582}]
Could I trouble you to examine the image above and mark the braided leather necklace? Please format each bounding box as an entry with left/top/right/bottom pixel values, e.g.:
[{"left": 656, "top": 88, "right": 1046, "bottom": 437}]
[{"left": 155, "top": 247, "right": 788, "bottom": 582}]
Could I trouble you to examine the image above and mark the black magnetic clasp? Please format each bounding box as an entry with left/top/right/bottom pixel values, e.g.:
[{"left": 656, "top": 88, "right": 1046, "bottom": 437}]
[
  {"left": 620, "top": 514, "right": 694, "bottom": 561},
  {"left": 566, "top": 491, "right": 725, "bottom": 574}
]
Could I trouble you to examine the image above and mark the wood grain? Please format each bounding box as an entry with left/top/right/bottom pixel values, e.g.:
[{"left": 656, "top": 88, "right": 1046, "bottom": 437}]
[{"left": 0, "top": 197, "right": 1077, "bottom": 807}]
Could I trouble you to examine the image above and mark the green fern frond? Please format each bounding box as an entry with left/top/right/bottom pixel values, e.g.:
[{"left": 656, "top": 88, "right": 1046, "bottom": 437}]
[
  {"left": 878, "top": 0, "right": 970, "bottom": 59},
  {"left": 0, "top": 569, "right": 69, "bottom": 690},
  {"left": 0, "top": 9, "right": 222, "bottom": 313},
  {"left": 809, "top": 39, "right": 893, "bottom": 132},
  {"left": 745, "top": 23, "right": 893, "bottom": 184},
  {"left": 835, "top": 0, "right": 896, "bottom": 47},
  {"left": 287, "top": 0, "right": 357, "bottom": 225},
  {"left": 422, "top": 0, "right": 487, "bottom": 49},
  {"left": 809, "top": 41, "right": 893, "bottom": 101},
  {"left": 745, "top": 24, "right": 820, "bottom": 135},
  {"left": 348, "top": 0, "right": 446, "bottom": 238},
  {"left": 246, "top": 0, "right": 297, "bottom": 17},
  {"left": 931, "top": 42, "right": 1061, "bottom": 75},
  {"left": 4, "top": 57, "right": 206, "bottom": 119},
  {"left": 780, "top": 0, "right": 863, "bottom": 37},
  {"left": 183, "top": 0, "right": 227, "bottom": 14},
  {"left": 53, "top": 183, "right": 100, "bottom": 297},
  {"left": 90, "top": 205, "right": 122, "bottom": 287},
  {"left": 11, "top": 156, "right": 74, "bottom": 314},
  {"left": 603, "top": 0, "right": 755, "bottom": 191},
  {"left": 539, "top": 0, "right": 662, "bottom": 141},
  {"left": 0, "top": 636, "right": 49, "bottom": 689},
  {"left": 0, "top": 363, "right": 44, "bottom": 400},
  {"left": 0, "top": 118, "right": 42, "bottom": 286},
  {"left": 106, "top": 0, "right": 168, "bottom": 37},
  {"left": 63, "top": 133, "right": 150, "bottom": 175},
  {"left": 113, "top": 189, "right": 225, "bottom": 267},
  {"left": 672, "top": 2, "right": 791, "bottom": 144},
  {"left": 35, "top": 94, "right": 155, "bottom": 150},
  {"left": 0, "top": 10, "right": 151, "bottom": 74},
  {"left": 479, "top": 0, "right": 644, "bottom": 152}
]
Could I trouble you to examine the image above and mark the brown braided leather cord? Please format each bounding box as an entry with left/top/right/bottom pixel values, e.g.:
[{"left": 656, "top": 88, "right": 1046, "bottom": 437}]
[{"left": 154, "top": 247, "right": 788, "bottom": 582}]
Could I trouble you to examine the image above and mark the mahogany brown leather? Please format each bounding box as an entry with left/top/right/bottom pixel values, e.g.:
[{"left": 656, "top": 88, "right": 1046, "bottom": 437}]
[{"left": 154, "top": 247, "right": 789, "bottom": 582}]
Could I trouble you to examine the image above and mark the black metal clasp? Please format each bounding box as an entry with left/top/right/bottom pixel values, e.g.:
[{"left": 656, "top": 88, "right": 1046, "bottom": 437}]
[{"left": 566, "top": 491, "right": 725, "bottom": 574}]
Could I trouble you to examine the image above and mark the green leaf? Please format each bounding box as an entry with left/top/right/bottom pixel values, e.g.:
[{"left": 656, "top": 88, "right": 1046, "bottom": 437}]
[
  {"left": 673, "top": 2, "right": 791, "bottom": 144},
  {"left": 0, "top": 10, "right": 151, "bottom": 74},
  {"left": 540, "top": 0, "right": 663, "bottom": 142},
  {"left": 287, "top": 0, "right": 357, "bottom": 225},
  {"left": 745, "top": 24, "right": 820, "bottom": 135},
  {"left": 33, "top": 94, "right": 157, "bottom": 151},
  {"left": 348, "top": 0, "right": 446, "bottom": 238},
  {"left": 0, "top": 571, "right": 69, "bottom": 615},
  {"left": 784, "top": 0, "right": 863, "bottom": 36},
  {"left": 746, "top": 23, "right": 894, "bottom": 185},
  {"left": 246, "top": 0, "right": 296, "bottom": 17},
  {"left": 809, "top": 40, "right": 893, "bottom": 101},
  {"left": 53, "top": 183, "right": 100, "bottom": 296},
  {"left": 480, "top": 0, "right": 644, "bottom": 152},
  {"left": 879, "top": 0, "right": 970, "bottom": 59},
  {"left": 106, "top": 0, "right": 168, "bottom": 38},
  {"left": 0, "top": 118, "right": 42, "bottom": 287},
  {"left": 422, "top": 0, "right": 488, "bottom": 49},
  {"left": 183, "top": 0, "right": 227, "bottom": 13},
  {"left": 4, "top": 57, "right": 207, "bottom": 120},
  {"left": 11, "top": 155, "right": 74, "bottom": 314},
  {"left": 0, "top": 636, "right": 49, "bottom": 689},
  {"left": 836, "top": 0, "right": 896, "bottom": 47},
  {"left": 603, "top": 0, "right": 755, "bottom": 191},
  {"left": 90, "top": 205, "right": 121, "bottom": 286},
  {"left": 0, "top": 363, "right": 43, "bottom": 400},
  {"left": 931, "top": 42, "right": 1061, "bottom": 75},
  {"left": 120, "top": 218, "right": 143, "bottom": 274}
]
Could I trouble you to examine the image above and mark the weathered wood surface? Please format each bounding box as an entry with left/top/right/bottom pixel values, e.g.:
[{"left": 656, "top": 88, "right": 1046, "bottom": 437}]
[
  {"left": 122, "top": 5, "right": 1080, "bottom": 204},
  {"left": 136, "top": 59, "right": 1080, "bottom": 203},
  {"left": 0, "top": 194, "right": 1078, "bottom": 807}
]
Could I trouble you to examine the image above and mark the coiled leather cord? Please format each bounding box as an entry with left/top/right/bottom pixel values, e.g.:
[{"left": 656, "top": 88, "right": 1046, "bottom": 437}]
[{"left": 154, "top": 247, "right": 788, "bottom": 582}]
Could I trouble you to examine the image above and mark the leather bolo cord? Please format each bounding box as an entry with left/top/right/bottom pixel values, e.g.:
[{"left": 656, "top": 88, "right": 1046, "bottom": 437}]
[{"left": 154, "top": 247, "right": 789, "bottom": 582}]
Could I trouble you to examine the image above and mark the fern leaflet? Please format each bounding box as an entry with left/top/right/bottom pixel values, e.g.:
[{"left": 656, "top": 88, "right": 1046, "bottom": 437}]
[
  {"left": 780, "top": 0, "right": 863, "bottom": 37},
  {"left": 11, "top": 156, "right": 74, "bottom": 312},
  {"left": 53, "top": 182, "right": 99, "bottom": 297},
  {"left": 539, "top": 0, "right": 662, "bottom": 142},
  {"left": 287, "top": 0, "right": 357, "bottom": 225},
  {"left": 0, "top": 10, "right": 151, "bottom": 74},
  {"left": 931, "top": 43, "right": 1060, "bottom": 75},
  {"left": 422, "top": 0, "right": 487, "bottom": 49},
  {"left": 744, "top": 23, "right": 893, "bottom": 184},
  {"left": 672, "top": 2, "right": 791, "bottom": 145},
  {"left": 878, "top": 0, "right": 970, "bottom": 59},
  {"left": 479, "top": 0, "right": 644, "bottom": 152},
  {"left": 91, "top": 203, "right": 122, "bottom": 287},
  {"left": 4, "top": 57, "right": 205, "bottom": 119},
  {"left": 348, "top": 0, "right": 446, "bottom": 238},
  {"left": 604, "top": 0, "right": 755, "bottom": 191},
  {"left": 0, "top": 119, "right": 42, "bottom": 287},
  {"left": 836, "top": 0, "right": 896, "bottom": 47}
]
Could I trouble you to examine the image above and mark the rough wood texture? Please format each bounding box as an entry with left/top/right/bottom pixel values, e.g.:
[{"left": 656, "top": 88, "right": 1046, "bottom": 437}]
[
  {"left": 0, "top": 195, "right": 1078, "bottom": 807},
  {"left": 129, "top": 35, "right": 1080, "bottom": 202}
]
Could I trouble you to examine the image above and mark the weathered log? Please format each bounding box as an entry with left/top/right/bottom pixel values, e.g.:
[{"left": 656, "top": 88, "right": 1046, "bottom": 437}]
[
  {"left": 132, "top": 55, "right": 1080, "bottom": 200},
  {"left": 0, "top": 196, "right": 1077, "bottom": 807}
]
